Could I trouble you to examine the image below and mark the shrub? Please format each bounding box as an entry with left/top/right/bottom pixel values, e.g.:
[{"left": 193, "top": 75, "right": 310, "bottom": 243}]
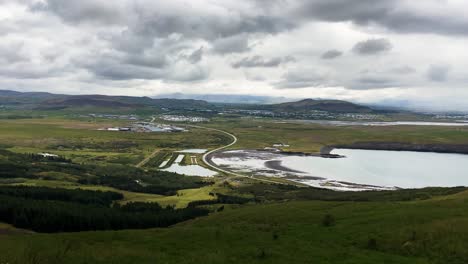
[
  {"left": 322, "top": 214, "right": 335, "bottom": 227},
  {"left": 367, "top": 238, "right": 378, "bottom": 250}
]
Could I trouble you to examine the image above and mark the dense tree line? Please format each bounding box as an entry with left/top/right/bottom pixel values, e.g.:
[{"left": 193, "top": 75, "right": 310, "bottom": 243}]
[
  {"left": 0, "top": 193, "right": 209, "bottom": 233},
  {"left": 0, "top": 149, "right": 70, "bottom": 163},
  {"left": 0, "top": 186, "right": 123, "bottom": 206},
  {"left": 78, "top": 173, "right": 211, "bottom": 196},
  {"left": 187, "top": 193, "right": 256, "bottom": 207},
  {"left": 238, "top": 183, "right": 468, "bottom": 202}
]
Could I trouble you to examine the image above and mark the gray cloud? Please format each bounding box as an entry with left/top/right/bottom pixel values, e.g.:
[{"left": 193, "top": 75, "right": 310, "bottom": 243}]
[
  {"left": 0, "top": 41, "right": 29, "bottom": 64},
  {"left": 390, "top": 66, "right": 416, "bottom": 75},
  {"left": 427, "top": 65, "right": 450, "bottom": 82},
  {"left": 212, "top": 34, "right": 251, "bottom": 54},
  {"left": 1, "top": 0, "right": 468, "bottom": 111},
  {"left": 352, "top": 38, "right": 392, "bottom": 55},
  {"left": 321, "top": 50, "right": 343, "bottom": 60},
  {"left": 34, "top": 0, "right": 468, "bottom": 38},
  {"left": 36, "top": 0, "right": 294, "bottom": 39},
  {"left": 294, "top": 0, "right": 468, "bottom": 36},
  {"left": 231, "top": 55, "right": 295, "bottom": 68},
  {"left": 124, "top": 53, "right": 168, "bottom": 68},
  {"left": 274, "top": 69, "right": 328, "bottom": 89},
  {"left": 31, "top": 0, "right": 126, "bottom": 25},
  {"left": 354, "top": 76, "right": 398, "bottom": 89},
  {"left": 0, "top": 62, "right": 66, "bottom": 79},
  {"left": 296, "top": 0, "right": 389, "bottom": 26},
  {"left": 83, "top": 59, "right": 207, "bottom": 82},
  {"left": 185, "top": 47, "right": 204, "bottom": 64},
  {"left": 78, "top": 45, "right": 208, "bottom": 82}
]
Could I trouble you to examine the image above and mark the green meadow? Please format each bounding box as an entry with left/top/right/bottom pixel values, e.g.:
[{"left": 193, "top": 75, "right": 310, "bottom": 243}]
[{"left": 1, "top": 116, "right": 468, "bottom": 263}]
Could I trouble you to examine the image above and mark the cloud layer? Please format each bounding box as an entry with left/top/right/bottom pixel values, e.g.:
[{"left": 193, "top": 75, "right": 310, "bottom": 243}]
[{"left": 0, "top": 0, "right": 468, "bottom": 110}]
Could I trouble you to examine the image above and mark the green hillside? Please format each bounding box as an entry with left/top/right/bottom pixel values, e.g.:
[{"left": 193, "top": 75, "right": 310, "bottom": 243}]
[{"left": 1, "top": 190, "right": 468, "bottom": 264}]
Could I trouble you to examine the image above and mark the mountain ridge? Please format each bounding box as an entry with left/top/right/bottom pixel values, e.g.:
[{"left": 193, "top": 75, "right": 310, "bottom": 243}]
[
  {"left": 267, "top": 98, "right": 373, "bottom": 113},
  {"left": 0, "top": 89, "right": 374, "bottom": 113}
]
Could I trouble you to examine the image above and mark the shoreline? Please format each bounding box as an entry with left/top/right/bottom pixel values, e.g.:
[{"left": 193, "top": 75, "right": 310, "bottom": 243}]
[
  {"left": 321, "top": 142, "right": 468, "bottom": 155},
  {"left": 264, "top": 160, "right": 306, "bottom": 173}
]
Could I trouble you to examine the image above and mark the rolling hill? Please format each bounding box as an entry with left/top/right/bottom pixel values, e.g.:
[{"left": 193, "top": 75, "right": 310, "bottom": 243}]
[
  {"left": 1, "top": 190, "right": 468, "bottom": 263},
  {"left": 0, "top": 90, "right": 210, "bottom": 110},
  {"left": 0, "top": 89, "right": 377, "bottom": 113},
  {"left": 267, "top": 99, "right": 374, "bottom": 113}
]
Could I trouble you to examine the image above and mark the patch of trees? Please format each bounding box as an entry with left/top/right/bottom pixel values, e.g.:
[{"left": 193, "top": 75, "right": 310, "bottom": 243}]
[
  {"left": 238, "top": 183, "right": 468, "bottom": 202},
  {"left": 0, "top": 186, "right": 123, "bottom": 206},
  {"left": 0, "top": 160, "right": 29, "bottom": 178},
  {"left": 77, "top": 163, "right": 213, "bottom": 195},
  {"left": 0, "top": 115, "right": 40, "bottom": 119},
  {"left": 0, "top": 150, "right": 70, "bottom": 163},
  {"left": 0, "top": 191, "right": 209, "bottom": 233},
  {"left": 78, "top": 172, "right": 211, "bottom": 196},
  {"left": 187, "top": 193, "right": 256, "bottom": 207},
  {"left": 48, "top": 140, "right": 138, "bottom": 152}
]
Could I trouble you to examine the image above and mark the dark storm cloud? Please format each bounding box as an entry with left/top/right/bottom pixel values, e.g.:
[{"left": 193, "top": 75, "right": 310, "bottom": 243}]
[
  {"left": 321, "top": 50, "right": 343, "bottom": 60},
  {"left": 427, "top": 65, "right": 450, "bottom": 82},
  {"left": 231, "top": 55, "right": 295, "bottom": 68},
  {"left": 352, "top": 38, "right": 392, "bottom": 55}
]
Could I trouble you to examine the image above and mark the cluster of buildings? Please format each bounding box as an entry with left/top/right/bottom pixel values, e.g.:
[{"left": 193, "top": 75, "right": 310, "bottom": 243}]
[
  {"left": 434, "top": 114, "right": 468, "bottom": 121},
  {"left": 339, "top": 113, "right": 381, "bottom": 120},
  {"left": 89, "top": 114, "right": 139, "bottom": 120},
  {"left": 133, "top": 122, "right": 186, "bottom": 132},
  {"left": 100, "top": 122, "right": 186, "bottom": 133},
  {"left": 159, "top": 115, "right": 209, "bottom": 122},
  {"left": 221, "top": 109, "right": 382, "bottom": 121}
]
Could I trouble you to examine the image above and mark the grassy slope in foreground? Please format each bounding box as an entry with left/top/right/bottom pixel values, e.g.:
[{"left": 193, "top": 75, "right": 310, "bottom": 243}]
[{"left": 2, "top": 191, "right": 468, "bottom": 264}]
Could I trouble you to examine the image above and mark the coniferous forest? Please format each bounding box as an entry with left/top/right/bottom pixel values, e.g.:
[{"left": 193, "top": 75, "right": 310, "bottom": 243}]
[{"left": 0, "top": 186, "right": 209, "bottom": 233}]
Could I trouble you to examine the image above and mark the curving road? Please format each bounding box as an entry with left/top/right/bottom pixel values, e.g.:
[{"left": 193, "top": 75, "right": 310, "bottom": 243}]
[{"left": 189, "top": 125, "right": 295, "bottom": 185}]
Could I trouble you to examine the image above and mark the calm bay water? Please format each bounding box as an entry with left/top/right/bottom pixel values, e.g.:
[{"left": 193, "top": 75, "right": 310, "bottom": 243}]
[
  {"left": 283, "top": 149, "right": 468, "bottom": 188},
  {"left": 212, "top": 149, "right": 468, "bottom": 189}
]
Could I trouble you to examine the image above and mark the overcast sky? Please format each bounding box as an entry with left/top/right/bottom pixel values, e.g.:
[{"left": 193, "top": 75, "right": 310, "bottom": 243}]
[{"left": 1, "top": 0, "right": 468, "bottom": 111}]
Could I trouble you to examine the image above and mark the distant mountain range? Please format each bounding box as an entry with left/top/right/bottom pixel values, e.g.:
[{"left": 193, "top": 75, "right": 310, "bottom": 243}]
[
  {"left": 153, "top": 93, "right": 293, "bottom": 104},
  {"left": 0, "top": 90, "right": 209, "bottom": 110},
  {"left": 0, "top": 89, "right": 376, "bottom": 113}
]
